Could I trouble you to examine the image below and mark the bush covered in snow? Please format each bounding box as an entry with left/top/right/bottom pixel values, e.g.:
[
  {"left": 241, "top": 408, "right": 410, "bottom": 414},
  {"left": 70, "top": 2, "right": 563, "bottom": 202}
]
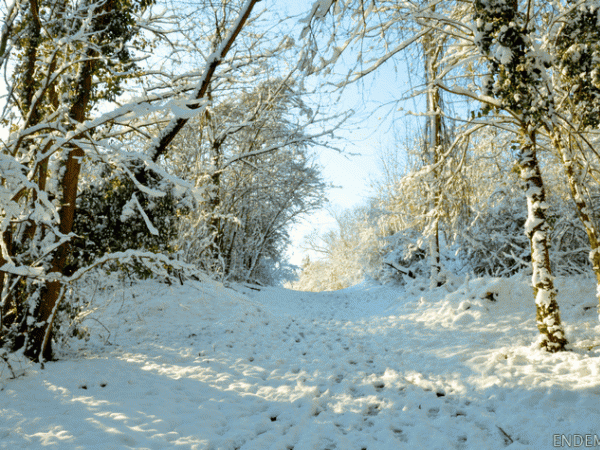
[
  {"left": 72, "top": 166, "right": 191, "bottom": 278},
  {"left": 290, "top": 153, "right": 599, "bottom": 292}
]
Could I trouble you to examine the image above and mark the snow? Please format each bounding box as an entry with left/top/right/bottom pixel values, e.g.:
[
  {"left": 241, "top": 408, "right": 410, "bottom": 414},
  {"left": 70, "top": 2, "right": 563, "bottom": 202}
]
[
  {"left": 536, "top": 288, "right": 553, "bottom": 308},
  {"left": 2, "top": 275, "right": 600, "bottom": 449},
  {"left": 495, "top": 45, "right": 513, "bottom": 65},
  {"left": 123, "top": 194, "right": 159, "bottom": 236},
  {"left": 0, "top": 262, "right": 44, "bottom": 278},
  {"left": 120, "top": 196, "right": 138, "bottom": 222}
]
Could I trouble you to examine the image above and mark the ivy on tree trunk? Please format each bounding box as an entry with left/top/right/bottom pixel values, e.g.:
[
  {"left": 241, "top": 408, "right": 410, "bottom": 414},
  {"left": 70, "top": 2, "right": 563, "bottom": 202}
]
[{"left": 517, "top": 133, "right": 567, "bottom": 351}]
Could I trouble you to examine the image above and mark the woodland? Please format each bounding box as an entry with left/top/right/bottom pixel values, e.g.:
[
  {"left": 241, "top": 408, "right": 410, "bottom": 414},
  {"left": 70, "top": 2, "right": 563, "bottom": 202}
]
[{"left": 2, "top": 0, "right": 600, "bottom": 367}]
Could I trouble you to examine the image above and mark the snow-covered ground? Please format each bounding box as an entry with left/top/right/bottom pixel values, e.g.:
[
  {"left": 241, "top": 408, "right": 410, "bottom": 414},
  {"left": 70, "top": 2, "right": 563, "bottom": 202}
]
[{"left": 2, "top": 274, "right": 600, "bottom": 449}]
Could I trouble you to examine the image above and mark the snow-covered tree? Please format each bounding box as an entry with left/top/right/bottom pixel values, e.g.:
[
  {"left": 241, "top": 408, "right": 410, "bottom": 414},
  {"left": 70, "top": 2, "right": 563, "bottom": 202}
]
[
  {"left": 469, "top": 0, "right": 571, "bottom": 351},
  {"left": 550, "top": 1, "right": 600, "bottom": 306},
  {"left": 165, "top": 75, "right": 335, "bottom": 284},
  {"left": 289, "top": 205, "right": 388, "bottom": 291},
  {"left": 301, "top": 0, "right": 583, "bottom": 351},
  {"left": 0, "top": 0, "right": 263, "bottom": 361}
]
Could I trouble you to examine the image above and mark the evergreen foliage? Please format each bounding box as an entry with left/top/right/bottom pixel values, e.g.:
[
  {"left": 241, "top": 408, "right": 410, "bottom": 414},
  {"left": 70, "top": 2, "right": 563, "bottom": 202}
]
[{"left": 72, "top": 167, "right": 191, "bottom": 277}]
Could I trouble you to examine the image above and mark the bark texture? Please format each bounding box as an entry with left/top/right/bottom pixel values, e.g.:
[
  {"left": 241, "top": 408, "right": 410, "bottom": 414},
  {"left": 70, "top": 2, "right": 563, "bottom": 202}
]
[
  {"left": 551, "top": 133, "right": 600, "bottom": 312},
  {"left": 423, "top": 32, "right": 443, "bottom": 289},
  {"left": 517, "top": 134, "right": 568, "bottom": 352}
]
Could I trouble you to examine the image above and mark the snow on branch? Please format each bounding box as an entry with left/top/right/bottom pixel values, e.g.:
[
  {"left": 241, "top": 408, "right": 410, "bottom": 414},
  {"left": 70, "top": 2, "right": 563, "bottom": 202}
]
[
  {"left": 121, "top": 193, "right": 160, "bottom": 236},
  {"left": 435, "top": 81, "right": 502, "bottom": 110},
  {"left": 61, "top": 249, "right": 209, "bottom": 284}
]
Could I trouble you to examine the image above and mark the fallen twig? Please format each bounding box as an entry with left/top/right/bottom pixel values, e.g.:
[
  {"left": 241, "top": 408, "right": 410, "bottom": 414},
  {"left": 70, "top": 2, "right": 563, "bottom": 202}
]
[{"left": 497, "top": 425, "right": 514, "bottom": 445}]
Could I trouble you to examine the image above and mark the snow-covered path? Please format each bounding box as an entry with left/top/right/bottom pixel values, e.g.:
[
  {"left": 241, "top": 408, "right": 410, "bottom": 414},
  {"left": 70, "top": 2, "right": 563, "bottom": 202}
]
[{"left": 2, "top": 276, "right": 600, "bottom": 449}]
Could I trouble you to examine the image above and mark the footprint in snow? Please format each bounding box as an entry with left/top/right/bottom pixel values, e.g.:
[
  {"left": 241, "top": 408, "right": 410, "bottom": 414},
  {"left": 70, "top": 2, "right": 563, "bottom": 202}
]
[
  {"left": 365, "top": 403, "right": 381, "bottom": 416},
  {"left": 392, "top": 428, "right": 409, "bottom": 442},
  {"left": 427, "top": 407, "right": 439, "bottom": 418},
  {"left": 372, "top": 381, "right": 385, "bottom": 391}
]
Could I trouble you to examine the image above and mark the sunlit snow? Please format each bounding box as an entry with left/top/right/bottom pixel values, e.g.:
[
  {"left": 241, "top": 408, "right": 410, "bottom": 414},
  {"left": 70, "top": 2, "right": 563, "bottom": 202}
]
[{"left": 1, "top": 275, "right": 600, "bottom": 449}]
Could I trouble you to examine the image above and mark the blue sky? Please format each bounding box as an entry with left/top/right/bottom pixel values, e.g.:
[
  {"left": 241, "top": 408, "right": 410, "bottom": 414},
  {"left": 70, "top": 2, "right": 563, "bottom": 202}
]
[
  {"left": 286, "top": 82, "right": 407, "bottom": 266},
  {"left": 275, "top": 1, "right": 422, "bottom": 266}
]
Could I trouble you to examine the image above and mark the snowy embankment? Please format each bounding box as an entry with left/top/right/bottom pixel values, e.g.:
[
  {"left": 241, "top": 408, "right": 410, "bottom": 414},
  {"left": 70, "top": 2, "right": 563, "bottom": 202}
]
[{"left": 1, "top": 275, "right": 600, "bottom": 450}]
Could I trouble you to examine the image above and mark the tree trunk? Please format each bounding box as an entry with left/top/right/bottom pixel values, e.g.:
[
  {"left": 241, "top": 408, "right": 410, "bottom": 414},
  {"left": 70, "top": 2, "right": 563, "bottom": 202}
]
[
  {"left": 551, "top": 132, "right": 600, "bottom": 314},
  {"left": 207, "top": 136, "right": 225, "bottom": 273},
  {"left": 517, "top": 132, "right": 568, "bottom": 352},
  {"left": 24, "top": 46, "right": 92, "bottom": 361},
  {"left": 428, "top": 218, "right": 441, "bottom": 288},
  {"left": 24, "top": 147, "right": 84, "bottom": 361},
  {"left": 423, "top": 32, "right": 443, "bottom": 288},
  {"left": 0, "top": 229, "right": 14, "bottom": 332}
]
